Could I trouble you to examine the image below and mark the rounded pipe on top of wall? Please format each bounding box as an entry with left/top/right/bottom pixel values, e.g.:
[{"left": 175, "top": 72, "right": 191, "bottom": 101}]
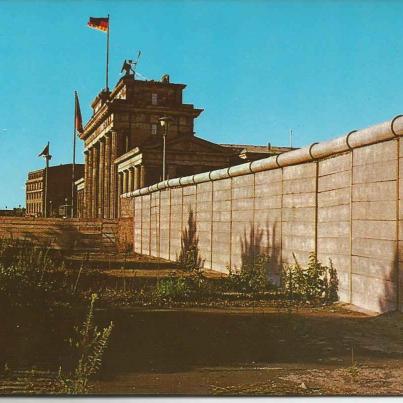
[
  {"left": 347, "top": 118, "right": 400, "bottom": 149},
  {"left": 250, "top": 155, "right": 279, "bottom": 173},
  {"left": 149, "top": 184, "right": 159, "bottom": 193},
  {"left": 276, "top": 144, "right": 315, "bottom": 167},
  {"left": 179, "top": 175, "right": 194, "bottom": 186},
  {"left": 209, "top": 167, "right": 231, "bottom": 181},
  {"left": 345, "top": 130, "right": 357, "bottom": 150},
  {"left": 308, "top": 142, "right": 319, "bottom": 159},
  {"left": 139, "top": 187, "right": 149, "bottom": 196},
  {"left": 227, "top": 162, "right": 253, "bottom": 177},
  {"left": 311, "top": 135, "right": 351, "bottom": 158},
  {"left": 157, "top": 180, "right": 169, "bottom": 191},
  {"left": 167, "top": 178, "right": 181, "bottom": 188},
  {"left": 275, "top": 154, "right": 281, "bottom": 168},
  {"left": 391, "top": 114, "right": 403, "bottom": 136},
  {"left": 192, "top": 171, "right": 211, "bottom": 184},
  {"left": 120, "top": 115, "right": 403, "bottom": 198}
]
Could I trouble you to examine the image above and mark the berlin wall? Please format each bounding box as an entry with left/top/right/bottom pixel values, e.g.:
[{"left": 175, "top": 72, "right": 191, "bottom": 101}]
[{"left": 121, "top": 115, "right": 403, "bottom": 313}]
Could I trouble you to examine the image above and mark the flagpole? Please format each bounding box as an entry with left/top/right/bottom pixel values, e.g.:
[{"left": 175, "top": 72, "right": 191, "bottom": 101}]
[
  {"left": 71, "top": 92, "right": 77, "bottom": 218},
  {"left": 44, "top": 142, "right": 50, "bottom": 218},
  {"left": 106, "top": 14, "right": 110, "bottom": 91}
]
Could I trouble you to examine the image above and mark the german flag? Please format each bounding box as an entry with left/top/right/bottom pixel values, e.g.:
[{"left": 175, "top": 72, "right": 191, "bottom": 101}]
[{"left": 87, "top": 17, "right": 109, "bottom": 32}]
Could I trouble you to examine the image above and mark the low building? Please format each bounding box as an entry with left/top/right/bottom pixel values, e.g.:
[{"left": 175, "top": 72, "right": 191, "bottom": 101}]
[
  {"left": 0, "top": 207, "right": 25, "bottom": 217},
  {"left": 26, "top": 164, "right": 84, "bottom": 217}
]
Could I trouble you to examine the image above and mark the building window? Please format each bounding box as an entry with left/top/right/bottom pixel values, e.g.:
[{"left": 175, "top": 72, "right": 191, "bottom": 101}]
[
  {"left": 151, "top": 123, "right": 158, "bottom": 135},
  {"left": 151, "top": 93, "right": 158, "bottom": 105}
]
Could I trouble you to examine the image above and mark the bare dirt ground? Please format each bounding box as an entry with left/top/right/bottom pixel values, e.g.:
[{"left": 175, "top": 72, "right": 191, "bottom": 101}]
[
  {"left": 93, "top": 362, "right": 403, "bottom": 396},
  {"left": 88, "top": 306, "right": 403, "bottom": 396},
  {"left": 0, "top": 305, "right": 402, "bottom": 395}
]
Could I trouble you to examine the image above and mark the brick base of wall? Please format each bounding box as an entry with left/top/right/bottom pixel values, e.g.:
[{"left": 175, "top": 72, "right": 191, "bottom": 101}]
[
  {"left": 0, "top": 217, "right": 118, "bottom": 252},
  {"left": 116, "top": 217, "right": 133, "bottom": 252}
]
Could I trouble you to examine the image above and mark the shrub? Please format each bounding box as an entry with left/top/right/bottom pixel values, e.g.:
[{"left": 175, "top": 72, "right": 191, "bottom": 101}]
[
  {"left": 0, "top": 239, "right": 69, "bottom": 309},
  {"left": 281, "top": 252, "right": 339, "bottom": 302},
  {"left": 226, "top": 254, "right": 271, "bottom": 294},
  {"left": 154, "top": 275, "right": 192, "bottom": 301}
]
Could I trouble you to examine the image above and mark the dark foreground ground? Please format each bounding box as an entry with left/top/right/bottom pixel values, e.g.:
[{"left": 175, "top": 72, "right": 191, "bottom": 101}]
[{"left": 1, "top": 303, "right": 402, "bottom": 395}]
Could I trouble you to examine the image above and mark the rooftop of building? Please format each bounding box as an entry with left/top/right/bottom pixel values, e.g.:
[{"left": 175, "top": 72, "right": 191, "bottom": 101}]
[
  {"left": 219, "top": 144, "right": 297, "bottom": 153},
  {"left": 27, "top": 163, "right": 84, "bottom": 180},
  {"left": 219, "top": 143, "right": 298, "bottom": 160}
]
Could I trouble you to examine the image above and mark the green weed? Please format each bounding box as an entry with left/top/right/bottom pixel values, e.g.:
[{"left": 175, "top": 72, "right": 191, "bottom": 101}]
[{"left": 57, "top": 293, "right": 113, "bottom": 394}]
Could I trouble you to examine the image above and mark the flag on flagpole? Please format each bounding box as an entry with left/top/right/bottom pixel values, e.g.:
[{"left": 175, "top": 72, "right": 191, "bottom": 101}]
[
  {"left": 38, "top": 142, "right": 50, "bottom": 157},
  {"left": 75, "top": 92, "right": 84, "bottom": 134},
  {"left": 87, "top": 14, "right": 110, "bottom": 90},
  {"left": 87, "top": 17, "right": 109, "bottom": 32}
]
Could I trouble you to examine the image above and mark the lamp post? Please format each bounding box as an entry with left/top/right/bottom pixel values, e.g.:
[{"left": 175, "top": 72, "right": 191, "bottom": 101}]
[
  {"left": 65, "top": 197, "right": 68, "bottom": 218},
  {"left": 158, "top": 116, "right": 174, "bottom": 181}
]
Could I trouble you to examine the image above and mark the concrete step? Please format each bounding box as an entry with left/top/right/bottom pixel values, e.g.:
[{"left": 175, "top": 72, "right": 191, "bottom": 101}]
[{"left": 64, "top": 253, "right": 178, "bottom": 270}]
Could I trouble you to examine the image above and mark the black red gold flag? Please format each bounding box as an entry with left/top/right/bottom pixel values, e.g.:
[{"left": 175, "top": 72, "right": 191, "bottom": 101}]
[{"left": 87, "top": 17, "right": 109, "bottom": 32}]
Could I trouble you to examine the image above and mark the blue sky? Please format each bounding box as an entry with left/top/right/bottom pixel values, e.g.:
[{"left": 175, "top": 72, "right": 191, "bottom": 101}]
[{"left": 1, "top": 0, "right": 403, "bottom": 207}]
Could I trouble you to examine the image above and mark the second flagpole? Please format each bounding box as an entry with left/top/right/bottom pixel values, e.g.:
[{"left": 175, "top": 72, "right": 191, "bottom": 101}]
[
  {"left": 106, "top": 14, "right": 110, "bottom": 91},
  {"left": 71, "top": 92, "right": 77, "bottom": 218}
]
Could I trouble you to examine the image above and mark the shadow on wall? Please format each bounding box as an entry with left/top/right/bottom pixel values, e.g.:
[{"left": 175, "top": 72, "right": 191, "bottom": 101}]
[
  {"left": 240, "top": 222, "right": 281, "bottom": 285},
  {"left": 378, "top": 249, "right": 399, "bottom": 313},
  {"left": 177, "top": 208, "right": 205, "bottom": 272}
]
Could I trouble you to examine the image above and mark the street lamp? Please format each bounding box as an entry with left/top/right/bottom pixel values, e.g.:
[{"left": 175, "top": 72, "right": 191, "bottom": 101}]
[
  {"left": 158, "top": 116, "right": 174, "bottom": 181},
  {"left": 64, "top": 197, "right": 68, "bottom": 218}
]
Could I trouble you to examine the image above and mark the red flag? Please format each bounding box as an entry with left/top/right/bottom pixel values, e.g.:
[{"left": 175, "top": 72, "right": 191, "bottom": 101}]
[
  {"left": 87, "top": 17, "right": 109, "bottom": 32},
  {"left": 75, "top": 92, "right": 83, "bottom": 134}
]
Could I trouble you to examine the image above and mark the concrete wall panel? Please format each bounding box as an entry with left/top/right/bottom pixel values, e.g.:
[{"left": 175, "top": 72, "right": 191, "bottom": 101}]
[
  {"left": 353, "top": 140, "right": 397, "bottom": 166},
  {"left": 353, "top": 220, "right": 396, "bottom": 240},
  {"left": 352, "top": 201, "right": 396, "bottom": 221},
  {"left": 283, "top": 178, "right": 316, "bottom": 194},
  {"left": 317, "top": 188, "right": 350, "bottom": 207},
  {"left": 255, "top": 169, "right": 282, "bottom": 185},
  {"left": 318, "top": 171, "right": 350, "bottom": 192},
  {"left": 317, "top": 221, "right": 350, "bottom": 238},
  {"left": 282, "top": 163, "right": 316, "bottom": 180},
  {"left": 353, "top": 181, "right": 397, "bottom": 202},
  {"left": 318, "top": 153, "right": 350, "bottom": 176},
  {"left": 353, "top": 161, "right": 397, "bottom": 184}
]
